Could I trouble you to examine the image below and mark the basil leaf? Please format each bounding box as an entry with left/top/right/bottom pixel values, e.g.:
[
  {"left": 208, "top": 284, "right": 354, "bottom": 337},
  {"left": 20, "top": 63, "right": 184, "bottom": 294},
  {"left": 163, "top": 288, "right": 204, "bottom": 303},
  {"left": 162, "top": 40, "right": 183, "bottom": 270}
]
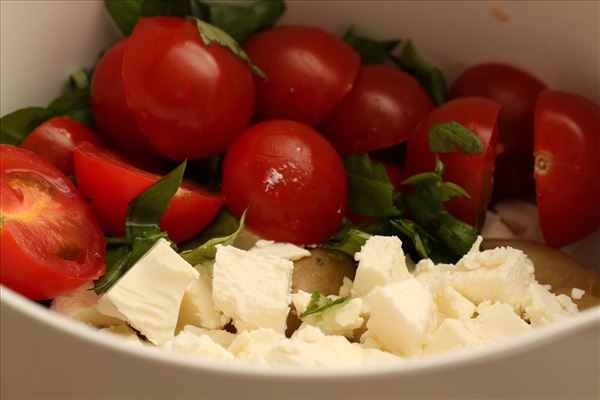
[
  {"left": 389, "top": 218, "right": 432, "bottom": 260},
  {"left": 105, "top": 0, "right": 143, "bottom": 36},
  {"left": 395, "top": 40, "right": 446, "bottom": 106},
  {"left": 438, "top": 181, "right": 471, "bottom": 202},
  {"left": 299, "top": 292, "right": 350, "bottom": 319},
  {"left": 401, "top": 171, "right": 440, "bottom": 187},
  {"left": 47, "top": 89, "right": 90, "bottom": 115},
  {"left": 178, "top": 208, "right": 237, "bottom": 252},
  {"left": 141, "top": 0, "right": 192, "bottom": 17},
  {"left": 195, "top": 0, "right": 285, "bottom": 44},
  {"left": 343, "top": 27, "right": 400, "bottom": 64},
  {"left": 188, "top": 17, "right": 266, "bottom": 79},
  {"left": 69, "top": 69, "right": 91, "bottom": 90},
  {"left": 0, "top": 107, "right": 54, "bottom": 145},
  {"left": 180, "top": 209, "right": 246, "bottom": 264},
  {"left": 324, "top": 227, "right": 371, "bottom": 258},
  {"left": 344, "top": 154, "right": 401, "bottom": 218},
  {"left": 429, "top": 122, "right": 484, "bottom": 154}
]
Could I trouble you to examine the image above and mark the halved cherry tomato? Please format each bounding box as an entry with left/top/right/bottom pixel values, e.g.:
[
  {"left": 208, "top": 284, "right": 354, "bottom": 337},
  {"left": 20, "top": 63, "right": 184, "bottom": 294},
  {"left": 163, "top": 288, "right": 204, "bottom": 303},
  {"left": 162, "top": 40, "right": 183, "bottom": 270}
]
[
  {"left": 449, "top": 63, "right": 546, "bottom": 197},
  {"left": 222, "top": 120, "right": 347, "bottom": 245},
  {"left": 534, "top": 90, "right": 600, "bottom": 247},
  {"left": 319, "top": 65, "right": 434, "bottom": 154},
  {"left": 90, "top": 39, "right": 161, "bottom": 164},
  {"left": 20, "top": 116, "right": 103, "bottom": 175},
  {"left": 1, "top": 145, "right": 105, "bottom": 300},
  {"left": 122, "top": 17, "right": 255, "bottom": 160},
  {"left": 404, "top": 97, "right": 500, "bottom": 227},
  {"left": 244, "top": 26, "right": 360, "bottom": 126},
  {"left": 74, "top": 142, "right": 223, "bottom": 243}
]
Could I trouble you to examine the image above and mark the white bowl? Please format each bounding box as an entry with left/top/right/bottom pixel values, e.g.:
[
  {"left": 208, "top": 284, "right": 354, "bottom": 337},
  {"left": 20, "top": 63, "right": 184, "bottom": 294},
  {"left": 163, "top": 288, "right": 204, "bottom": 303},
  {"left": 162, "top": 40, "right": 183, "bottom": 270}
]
[{"left": 1, "top": 1, "right": 599, "bottom": 398}]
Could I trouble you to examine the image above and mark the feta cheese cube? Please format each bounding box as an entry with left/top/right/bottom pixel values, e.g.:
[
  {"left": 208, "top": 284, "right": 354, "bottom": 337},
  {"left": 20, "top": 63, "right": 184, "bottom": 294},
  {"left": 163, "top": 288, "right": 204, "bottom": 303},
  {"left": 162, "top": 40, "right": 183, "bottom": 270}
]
[
  {"left": 97, "top": 239, "right": 199, "bottom": 346},
  {"left": 365, "top": 278, "right": 437, "bottom": 356},
  {"left": 524, "top": 282, "right": 578, "bottom": 327},
  {"left": 165, "top": 330, "right": 234, "bottom": 362},
  {"left": 99, "top": 325, "right": 144, "bottom": 346},
  {"left": 338, "top": 277, "right": 354, "bottom": 298},
  {"left": 50, "top": 282, "right": 122, "bottom": 327},
  {"left": 416, "top": 271, "right": 475, "bottom": 321},
  {"left": 180, "top": 325, "right": 236, "bottom": 348},
  {"left": 424, "top": 319, "right": 483, "bottom": 354},
  {"left": 212, "top": 245, "right": 294, "bottom": 333},
  {"left": 571, "top": 288, "right": 585, "bottom": 300},
  {"left": 228, "top": 328, "right": 286, "bottom": 365},
  {"left": 472, "top": 301, "right": 530, "bottom": 338},
  {"left": 352, "top": 236, "right": 410, "bottom": 297},
  {"left": 249, "top": 240, "right": 311, "bottom": 261}
]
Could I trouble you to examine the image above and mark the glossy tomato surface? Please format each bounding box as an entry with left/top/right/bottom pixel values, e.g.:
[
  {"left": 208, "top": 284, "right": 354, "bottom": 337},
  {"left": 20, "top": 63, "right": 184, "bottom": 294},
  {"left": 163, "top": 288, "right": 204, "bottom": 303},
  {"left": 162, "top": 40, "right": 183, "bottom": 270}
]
[
  {"left": 244, "top": 26, "right": 360, "bottom": 126},
  {"left": 74, "top": 143, "right": 223, "bottom": 243},
  {"left": 0, "top": 145, "right": 105, "bottom": 300},
  {"left": 222, "top": 120, "right": 347, "bottom": 245},
  {"left": 20, "top": 116, "right": 102, "bottom": 175},
  {"left": 449, "top": 63, "right": 546, "bottom": 197},
  {"left": 122, "top": 17, "right": 255, "bottom": 160},
  {"left": 90, "top": 39, "right": 161, "bottom": 163},
  {"left": 319, "top": 65, "right": 434, "bottom": 154},
  {"left": 534, "top": 90, "right": 600, "bottom": 247},
  {"left": 405, "top": 97, "right": 500, "bottom": 227}
]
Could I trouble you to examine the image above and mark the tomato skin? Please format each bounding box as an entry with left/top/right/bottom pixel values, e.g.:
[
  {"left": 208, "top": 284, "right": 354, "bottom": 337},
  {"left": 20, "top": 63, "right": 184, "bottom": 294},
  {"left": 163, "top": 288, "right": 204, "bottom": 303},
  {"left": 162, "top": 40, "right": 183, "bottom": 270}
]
[
  {"left": 449, "top": 63, "right": 546, "bottom": 197},
  {"left": 20, "top": 116, "right": 103, "bottom": 175},
  {"left": 244, "top": 26, "right": 360, "bottom": 126},
  {"left": 122, "top": 17, "right": 255, "bottom": 160},
  {"left": 319, "top": 65, "right": 434, "bottom": 154},
  {"left": 222, "top": 120, "right": 347, "bottom": 245},
  {"left": 405, "top": 97, "right": 500, "bottom": 227},
  {"left": 1, "top": 145, "right": 105, "bottom": 300},
  {"left": 534, "top": 90, "right": 600, "bottom": 247},
  {"left": 90, "top": 39, "right": 161, "bottom": 163},
  {"left": 73, "top": 143, "right": 224, "bottom": 243}
]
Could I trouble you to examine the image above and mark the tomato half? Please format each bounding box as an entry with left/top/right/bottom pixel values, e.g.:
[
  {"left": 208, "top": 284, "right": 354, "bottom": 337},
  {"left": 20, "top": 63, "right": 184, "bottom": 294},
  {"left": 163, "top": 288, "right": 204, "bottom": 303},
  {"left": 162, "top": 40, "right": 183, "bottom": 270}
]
[
  {"left": 1, "top": 145, "right": 105, "bottom": 300},
  {"left": 319, "top": 65, "right": 434, "bottom": 154},
  {"left": 244, "top": 26, "right": 360, "bottom": 126},
  {"left": 449, "top": 63, "right": 546, "bottom": 197},
  {"left": 90, "top": 39, "right": 161, "bottom": 164},
  {"left": 74, "top": 143, "right": 224, "bottom": 243},
  {"left": 20, "top": 116, "right": 103, "bottom": 175},
  {"left": 122, "top": 17, "right": 255, "bottom": 160},
  {"left": 534, "top": 90, "right": 600, "bottom": 247},
  {"left": 222, "top": 120, "right": 347, "bottom": 245},
  {"left": 404, "top": 97, "right": 500, "bottom": 227}
]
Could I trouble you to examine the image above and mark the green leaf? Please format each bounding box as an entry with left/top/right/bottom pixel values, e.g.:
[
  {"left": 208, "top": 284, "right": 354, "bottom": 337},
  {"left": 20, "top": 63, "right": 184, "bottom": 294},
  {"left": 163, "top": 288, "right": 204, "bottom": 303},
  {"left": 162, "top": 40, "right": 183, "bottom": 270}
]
[
  {"left": 344, "top": 154, "right": 401, "bottom": 218},
  {"left": 188, "top": 17, "right": 266, "bottom": 79},
  {"left": 141, "top": 0, "right": 192, "bottom": 17},
  {"left": 429, "top": 122, "right": 484, "bottom": 154},
  {"left": 395, "top": 40, "right": 446, "bottom": 106},
  {"left": 180, "top": 209, "right": 246, "bottom": 264},
  {"left": 323, "top": 227, "right": 371, "bottom": 258},
  {"left": 47, "top": 89, "right": 90, "bottom": 115},
  {"left": 105, "top": 0, "right": 143, "bottom": 36},
  {"left": 194, "top": 0, "right": 285, "bottom": 44},
  {"left": 439, "top": 181, "right": 471, "bottom": 202},
  {"left": 0, "top": 107, "right": 54, "bottom": 145},
  {"left": 178, "top": 208, "right": 237, "bottom": 252},
  {"left": 69, "top": 70, "right": 91, "bottom": 90},
  {"left": 401, "top": 171, "right": 440, "bottom": 187},
  {"left": 299, "top": 292, "right": 350, "bottom": 319},
  {"left": 389, "top": 218, "right": 432, "bottom": 260},
  {"left": 343, "top": 27, "right": 400, "bottom": 64}
]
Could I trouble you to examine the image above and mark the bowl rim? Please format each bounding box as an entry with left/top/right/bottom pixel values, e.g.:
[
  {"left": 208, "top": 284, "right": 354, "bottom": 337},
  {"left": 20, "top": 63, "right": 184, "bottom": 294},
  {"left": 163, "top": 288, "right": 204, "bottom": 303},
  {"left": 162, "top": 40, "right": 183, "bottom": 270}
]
[{"left": 2, "top": 285, "right": 599, "bottom": 378}]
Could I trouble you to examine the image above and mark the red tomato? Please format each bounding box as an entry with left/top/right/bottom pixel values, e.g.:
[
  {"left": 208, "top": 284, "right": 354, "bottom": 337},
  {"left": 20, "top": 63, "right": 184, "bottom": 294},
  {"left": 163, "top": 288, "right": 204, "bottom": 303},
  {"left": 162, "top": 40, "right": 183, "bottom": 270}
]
[
  {"left": 90, "top": 39, "right": 161, "bottom": 163},
  {"left": 20, "top": 116, "right": 103, "bottom": 175},
  {"left": 449, "top": 63, "right": 546, "bottom": 197},
  {"left": 534, "top": 90, "right": 600, "bottom": 247},
  {"left": 74, "top": 143, "right": 223, "bottom": 243},
  {"left": 1, "top": 145, "right": 105, "bottom": 300},
  {"left": 222, "top": 120, "right": 347, "bottom": 245},
  {"left": 122, "top": 17, "right": 255, "bottom": 160},
  {"left": 244, "top": 26, "right": 360, "bottom": 126},
  {"left": 319, "top": 65, "right": 434, "bottom": 154},
  {"left": 404, "top": 97, "right": 500, "bottom": 227}
]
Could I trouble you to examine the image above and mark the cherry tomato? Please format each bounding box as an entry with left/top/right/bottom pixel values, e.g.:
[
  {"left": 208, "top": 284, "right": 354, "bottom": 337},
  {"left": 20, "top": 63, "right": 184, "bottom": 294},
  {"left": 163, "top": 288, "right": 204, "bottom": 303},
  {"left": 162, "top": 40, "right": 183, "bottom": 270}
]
[
  {"left": 319, "top": 65, "right": 434, "bottom": 154},
  {"left": 122, "top": 17, "right": 255, "bottom": 160},
  {"left": 222, "top": 120, "right": 347, "bottom": 245},
  {"left": 90, "top": 39, "right": 161, "bottom": 164},
  {"left": 20, "top": 116, "right": 103, "bottom": 175},
  {"left": 1, "top": 145, "right": 105, "bottom": 300},
  {"left": 449, "top": 63, "right": 546, "bottom": 197},
  {"left": 534, "top": 90, "right": 600, "bottom": 247},
  {"left": 404, "top": 97, "right": 500, "bottom": 227},
  {"left": 74, "top": 142, "right": 224, "bottom": 243},
  {"left": 244, "top": 26, "right": 360, "bottom": 126}
]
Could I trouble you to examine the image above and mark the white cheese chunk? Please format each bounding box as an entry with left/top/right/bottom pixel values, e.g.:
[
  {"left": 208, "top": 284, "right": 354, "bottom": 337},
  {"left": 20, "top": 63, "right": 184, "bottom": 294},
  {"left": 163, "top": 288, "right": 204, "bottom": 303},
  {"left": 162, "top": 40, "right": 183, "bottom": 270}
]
[
  {"left": 99, "top": 325, "right": 144, "bottom": 346},
  {"left": 571, "top": 288, "right": 585, "bottom": 300},
  {"left": 180, "top": 325, "right": 237, "bottom": 348},
  {"left": 50, "top": 282, "right": 122, "bottom": 328},
  {"left": 365, "top": 278, "right": 437, "bottom": 356},
  {"left": 165, "top": 330, "right": 234, "bottom": 362},
  {"left": 424, "top": 319, "right": 483, "bottom": 354},
  {"left": 416, "top": 271, "right": 475, "bottom": 321},
  {"left": 359, "top": 346, "right": 403, "bottom": 365},
  {"left": 472, "top": 301, "right": 531, "bottom": 338},
  {"left": 524, "top": 282, "right": 578, "bottom": 327},
  {"left": 338, "top": 277, "right": 354, "bottom": 298},
  {"left": 351, "top": 236, "right": 410, "bottom": 297},
  {"left": 249, "top": 240, "right": 311, "bottom": 261},
  {"left": 228, "top": 328, "right": 286, "bottom": 365},
  {"left": 96, "top": 239, "right": 199, "bottom": 346},
  {"left": 212, "top": 245, "right": 293, "bottom": 333}
]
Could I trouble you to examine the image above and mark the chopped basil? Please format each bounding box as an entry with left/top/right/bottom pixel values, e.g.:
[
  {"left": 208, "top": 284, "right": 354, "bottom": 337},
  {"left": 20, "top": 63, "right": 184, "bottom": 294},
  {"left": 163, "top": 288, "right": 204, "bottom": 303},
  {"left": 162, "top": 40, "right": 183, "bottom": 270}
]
[
  {"left": 104, "top": 0, "right": 143, "bottom": 36},
  {"left": 343, "top": 27, "right": 401, "bottom": 64},
  {"left": 299, "top": 292, "right": 350, "bottom": 320},
  {"left": 0, "top": 107, "right": 54, "bottom": 145},
  {"left": 388, "top": 218, "right": 432, "bottom": 260},
  {"left": 141, "top": 0, "right": 192, "bottom": 17},
  {"left": 324, "top": 224, "right": 371, "bottom": 258},
  {"left": 429, "top": 122, "right": 484, "bottom": 154}
]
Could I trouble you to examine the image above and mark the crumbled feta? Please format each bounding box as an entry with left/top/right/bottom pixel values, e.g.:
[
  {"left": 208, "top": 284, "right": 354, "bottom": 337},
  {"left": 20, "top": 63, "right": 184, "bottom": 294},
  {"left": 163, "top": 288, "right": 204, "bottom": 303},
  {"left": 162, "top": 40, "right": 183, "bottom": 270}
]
[
  {"left": 424, "top": 319, "right": 483, "bottom": 354},
  {"left": 181, "top": 325, "right": 236, "bottom": 348},
  {"left": 249, "top": 240, "right": 311, "bottom": 261},
  {"left": 96, "top": 239, "right": 199, "bottom": 346},
  {"left": 571, "top": 288, "right": 585, "bottom": 300},
  {"left": 212, "top": 245, "right": 294, "bottom": 333},
  {"left": 50, "top": 282, "right": 122, "bottom": 327},
  {"left": 524, "top": 282, "right": 578, "bottom": 327},
  {"left": 416, "top": 271, "right": 475, "bottom": 321},
  {"left": 228, "top": 328, "right": 286, "bottom": 365},
  {"left": 99, "top": 325, "right": 144, "bottom": 346},
  {"left": 472, "top": 301, "right": 531, "bottom": 338},
  {"left": 338, "top": 277, "right": 354, "bottom": 298},
  {"left": 165, "top": 330, "right": 234, "bottom": 362},
  {"left": 351, "top": 236, "right": 410, "bottom": 297}
]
